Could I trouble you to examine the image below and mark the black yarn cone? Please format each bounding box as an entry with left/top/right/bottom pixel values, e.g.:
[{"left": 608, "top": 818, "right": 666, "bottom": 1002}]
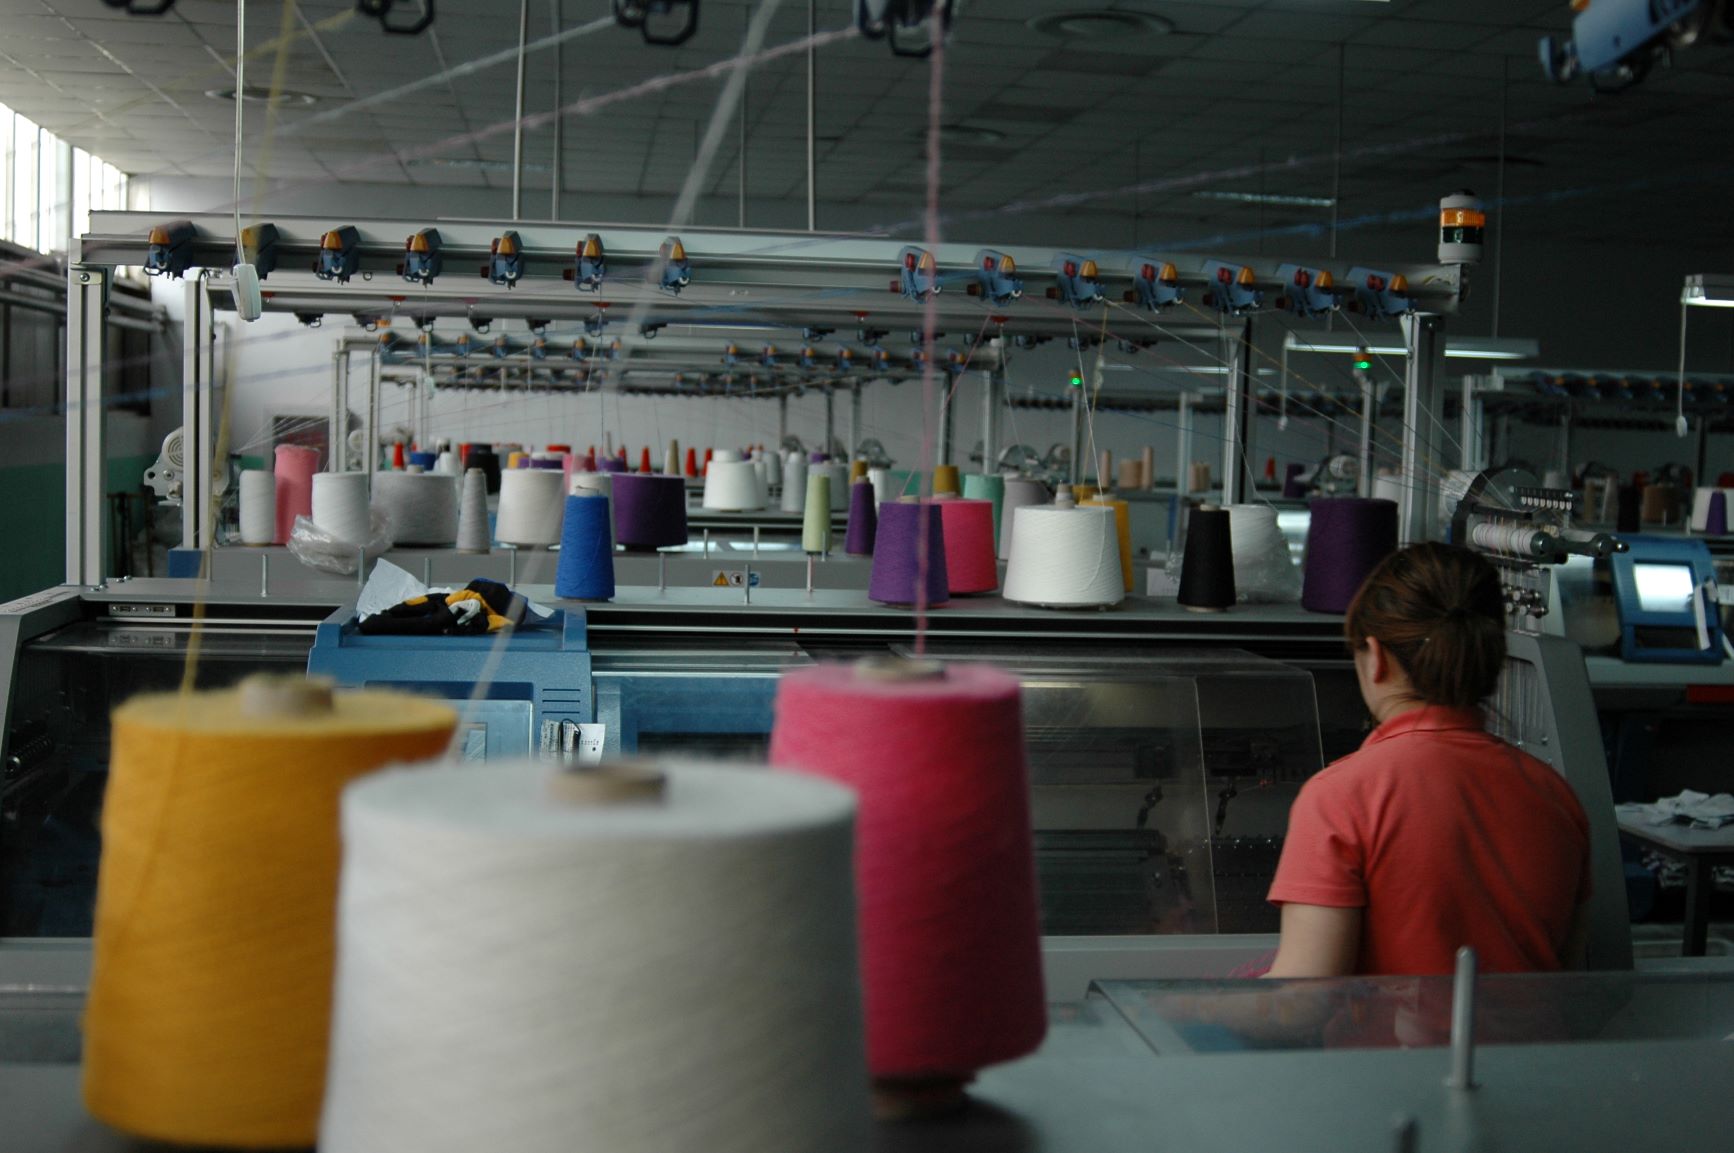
[{"left": 1178, "top": 506, "right": 1236, "bottom": 610}]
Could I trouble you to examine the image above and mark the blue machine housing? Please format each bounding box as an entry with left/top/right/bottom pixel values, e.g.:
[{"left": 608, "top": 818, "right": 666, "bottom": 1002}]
[
  {"left": 307, "top": 606, "right": 594, "bottom": 761},
  {"left": 1608, "top": 535, "right": 1724, "bottom": 664}
]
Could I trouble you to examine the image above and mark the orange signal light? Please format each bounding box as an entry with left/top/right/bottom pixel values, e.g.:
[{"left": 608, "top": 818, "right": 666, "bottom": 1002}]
[
  {"left": 1235, "top": 265, "right": 1255, "bottom": 286},
  {"left": 1316, "top": 270, "right": 1333, "bottom": 290},
  {"left": 1391, "top": 274, "right": 1409, "bottom": 293},
  {"left": 148, "top": 225, "right": 172, "bottom": 244},
  {"left": 582, "top": 234, "right": 603, "bottom": 258},
  {"left": 321, "top": 230, "right": 346, "bottom": 250},
  {"left": 1080, "top": 259, "right": 1099, "bottom": 279},
  {"left": 666, "top": 239, "right": 686, "bottom": 261},
  {"left": 407, "top": 233, "right": 430, "bottom": 252},
  {"left": 918, "top": 251, "right": 936, "bottom": 272}
]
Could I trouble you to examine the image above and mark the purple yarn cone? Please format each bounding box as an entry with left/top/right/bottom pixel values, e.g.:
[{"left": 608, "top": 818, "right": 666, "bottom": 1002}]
[
  {"left": 613, "top": 473, "right": 688, "bottom": 550},
  {"left": 1301, "top": 497, "right": 1398, "bottom": 614},
  {"left": 597, "top": 456, "right": 628, "bottom": 474},
  {"left": 845, "top": 481, "right": 878, "bottom": 555},
  {"left": 869, "top": 501, "right": 949, "bottom": 606},
  {"left": 1708, "top": 491, "right": 1728, "bottom": 536},
  {"left": 809, "top": 451, "right": 829, "bottom": 464}
]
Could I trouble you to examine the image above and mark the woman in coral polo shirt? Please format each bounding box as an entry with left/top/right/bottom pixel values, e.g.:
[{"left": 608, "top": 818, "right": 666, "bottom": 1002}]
[{"left": 1266, "top": 542, "right": 1593, "bottom": 977}]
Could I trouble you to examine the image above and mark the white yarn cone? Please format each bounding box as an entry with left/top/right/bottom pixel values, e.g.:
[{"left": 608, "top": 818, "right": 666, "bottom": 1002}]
[
  {"left": 434, "top": 451, "right": 461, "bottom": 476},
  {"left": 765, "top": 449, "right": 782, "bottom": 491},
  {"left": 1002, "top": 505, "right": 1124, "bottom": 609},
  {"left": 372, "top": 472, "right": 459, "bottom": 547},
  {"left": 1227, "top": 503, "right": 1301, "bottom": 603},
  {"left": 312, "top": 472, "right": 373, "bottom": 546},
  {"left": 320, "top": 759, "right": 872, "bottom": 1153},
  {"left": 703, "top": 460, "right": 764, "bottom": 511},
  {"left": 238, "top": 469, "right": 276, "bottom": 545},
  {"left": 998, "top": 477, "right": 1052, "bottom": 561},
  {"left": 781, "top": 454, "right": 809, "bottom": 514},
  {"left": 496, "top": 469, "right": 566, "bottom": 547},
  {"left": 751, "top": 457, "right": 769, "bottom": 507},
  {"left": 456, "top": 469, "right": 491, "bottom": 553}
]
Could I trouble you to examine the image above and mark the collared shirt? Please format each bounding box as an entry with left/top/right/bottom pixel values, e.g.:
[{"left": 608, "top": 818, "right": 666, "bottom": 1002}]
[{"left": 1268, "top": 704, "right": 1592, "bottom": 976}]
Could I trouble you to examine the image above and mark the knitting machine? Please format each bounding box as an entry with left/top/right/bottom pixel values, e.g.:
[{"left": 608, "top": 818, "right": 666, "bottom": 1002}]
[{"left": 1449, "top": 466, "right": 1626, "bottom": 632}]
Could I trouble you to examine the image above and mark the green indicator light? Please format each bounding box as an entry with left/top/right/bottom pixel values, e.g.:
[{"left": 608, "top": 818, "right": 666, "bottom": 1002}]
[{"left": 1068, "top": 373, "right": 1084, "bottom": 388}]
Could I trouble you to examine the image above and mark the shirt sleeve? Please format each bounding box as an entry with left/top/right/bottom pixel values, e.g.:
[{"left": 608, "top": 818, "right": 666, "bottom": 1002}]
[{"left": 1267, "top": 771, "right": 1368, "bottom": 909}]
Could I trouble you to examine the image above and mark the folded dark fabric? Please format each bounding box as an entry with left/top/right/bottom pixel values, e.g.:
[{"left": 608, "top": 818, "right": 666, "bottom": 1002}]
[{"left": 357, "top": 579, "right": 529, "bottom": 636}]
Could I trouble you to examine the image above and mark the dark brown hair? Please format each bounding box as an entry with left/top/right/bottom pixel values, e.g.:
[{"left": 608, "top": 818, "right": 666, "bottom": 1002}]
[{"left": 1344, "top": 542, "right": 1506, "bottom": 710}]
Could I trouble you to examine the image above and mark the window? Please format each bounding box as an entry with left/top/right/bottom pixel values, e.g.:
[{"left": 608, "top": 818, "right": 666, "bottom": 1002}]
[{"left": 0, "top": 102, "right": 127, "bottom": 254}]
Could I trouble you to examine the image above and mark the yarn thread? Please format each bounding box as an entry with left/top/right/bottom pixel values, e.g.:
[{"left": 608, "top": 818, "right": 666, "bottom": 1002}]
[
  {"left": 781, "top": 453, "right": 810, "bottom": 513},
  {"left": 371, "top": 472, "right": 459, "bottom": 547},
  {"left": 998, "top": 477, "right": 1051, "bottom": 561},
  {"left": 802, "top": 472, "right": 833, "bottom": 554},
  {"left": 612, "top": 474, "right": 688, "bottom": 551},
  {"left": 704, "top": 458, "right": 764, "bottom": 511},
  {"left": 274, "top": 443, "right": 320, "bottom": 543},
  {"left": 932, "top": 464, "right": 961, "bottom": 497},
  {"left": 320, "top": 760, "right": 871, "bottom": 1153},
  {"left": 1081, "top": 497, "right": 1134, "bottom": 591},
  {"left": 496, "top": 468, "right": 567, "bottom": 547},
  {"left": 82, "top": 685, "right": 455, "bottom": 1147},
  {"left": 554, "top": 493, "right": 615, "bottom": 601},
  {"left": 1002, "top": 504, "right": 1122, "bottom": 609},
  {"left": 238, "top": 469, "right": 276, "bottom": 545},
  {"left": 311, "top": 472, "right": 372, "bottom": 546},
  {"left": 1177, "top": 505, "right": 1236, "bottom": 611},
  {"left": 768, "top": 663, "right": 1046, "bottom": 1086},
  {"left": 960, "top": 473, "right": 1005, "bottom": 541}
]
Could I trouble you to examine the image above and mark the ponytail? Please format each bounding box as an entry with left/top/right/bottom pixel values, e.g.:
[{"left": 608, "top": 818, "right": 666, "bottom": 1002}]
[{"left": 1344, "top": 542, "right": 1505, "bottom": 710}]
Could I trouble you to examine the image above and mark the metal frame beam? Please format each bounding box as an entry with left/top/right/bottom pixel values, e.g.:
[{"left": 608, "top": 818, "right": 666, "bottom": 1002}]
[
  {"left": 64, "top": 267, "right": 106, "bottom": 586},
  {"left": 1399, "top": 313, "right": 1446, "bottom": 544},
  {"left": 1220, "top": 317, "right": 1254, "bottom": 505}
]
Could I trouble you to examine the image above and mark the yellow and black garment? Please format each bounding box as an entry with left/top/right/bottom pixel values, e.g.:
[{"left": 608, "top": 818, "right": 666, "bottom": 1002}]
[{"left": 357, "top": 579, "right": 527, "bottom": 636}]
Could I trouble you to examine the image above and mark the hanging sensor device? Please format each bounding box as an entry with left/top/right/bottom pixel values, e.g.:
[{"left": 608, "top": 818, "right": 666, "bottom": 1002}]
[
  {"left": 857, "top": 0, "right": 957, "bottom": 58},
  {"left": 1127, "top": 258, "right": 1183, "bottom": 312},
  {"left": 1539, "top": 0, "right": 1731, "bottom": 90},
  {"left": 1049, "top": 254, "right": 1104, "bottom": 309},
  {"left": 1609, "top": 536, "right": 1724, "bottom": 664},
  {"left": 1201, "top": 260, "right": 1262, "bottom": 315},
  {"left": 231, "top": 263, "right": 263, "bottom": 322},
  {"left": 1273, "top": 264, "right": 1337, "bottom": 319},
  {"left": 612, "top": 0, "right": 699, "bottom": 46}
]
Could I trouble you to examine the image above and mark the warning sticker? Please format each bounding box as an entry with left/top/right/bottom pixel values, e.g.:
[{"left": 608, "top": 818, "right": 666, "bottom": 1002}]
[{"left": 710, "top": 570, "right": 762, "bottom": 588}]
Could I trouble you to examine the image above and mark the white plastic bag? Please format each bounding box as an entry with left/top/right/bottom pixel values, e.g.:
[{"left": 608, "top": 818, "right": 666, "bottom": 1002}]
[{"left": 286, "top": 510, "right": 395, "bottom": 576}]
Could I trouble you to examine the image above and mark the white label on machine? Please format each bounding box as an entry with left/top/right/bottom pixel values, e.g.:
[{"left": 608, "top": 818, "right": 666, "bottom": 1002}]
[{"left": 572, "top": 724, "right": 606, "bottom": 764}]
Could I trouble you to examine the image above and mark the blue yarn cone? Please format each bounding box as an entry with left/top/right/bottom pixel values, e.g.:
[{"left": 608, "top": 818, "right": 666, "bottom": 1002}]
[{"left": 554, "top": 493, "right": 615, "bottom": 601}]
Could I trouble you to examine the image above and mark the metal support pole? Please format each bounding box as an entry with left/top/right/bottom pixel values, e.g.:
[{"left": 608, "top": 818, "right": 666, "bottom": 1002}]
[
  {"left": 1448, "top": 946, "right": 1479, "bottom": 1090},
  {"left": 550, "top": 0, "right": 562, "bottom": 219},
  {"left": 1460, "top": 374, "right": 1483, "bottom": 471},
  {"left": 1176, "top": 391, "right": 1194, "bottom": 494},
  {"left": 1358, "top": 372, "right": 1375, "bottom": 498},
  {"left": 822, "top": 389, "right": 836, "bottom": 460},
  {"left": 331, "top": 346, "right": 348, "bottom": 469},
  {"left": 980, "top": 366, "right": 1002, "bottom": 474},
  {"left": 1220, "top": 318, "right": 1253, "bottom": 504},
  {"left": 806, "top": 0, "right": 816, "bottom": 232},
  {"left": 849, "top": 385, "right": 862, "bottom": 459},
  {"left": 1070, "top": 385, "right": 1085, "bottom": 487},
  {"left": 738, "top": 5, "right": 749, "bottom": 229},
  {"left": 1400, "top": 313, "right": 1446, "bottom": 544},
  {"left": 366, "top": 350, "right": 382, "bottom": 477},
  {"left": 182, "top": 278, "right": 216, "bottom": 552},
  {"left": 65, "top": 267, "right": 107, "bottom": 585},
  {"left": 511, "top": 0, "right": 529, "bottom": 220},
  {"left": 937, "top": 384, "right": 954, "bottom": 467},
  {"left": 777, "top": 393, "right": 789, "bottom": 448}
]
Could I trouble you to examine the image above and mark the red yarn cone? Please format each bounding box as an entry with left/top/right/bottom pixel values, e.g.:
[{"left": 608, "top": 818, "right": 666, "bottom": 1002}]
[
  {"left": 684, "top": 447, "right": 698, "bottom": 478},
  {"left": 392, "top": 442, "right": 406, "bottom": 470},
  {"left": 639, "top": 447, "right": 652, "bottom": 473}
]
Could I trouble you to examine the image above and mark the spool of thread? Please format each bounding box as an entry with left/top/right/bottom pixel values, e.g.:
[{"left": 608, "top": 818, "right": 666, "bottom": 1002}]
[
  {"left": 391, "top": 443, "right": 407, "bottom": 471},
  {"left": 554, "top": 494, "right": 614, "bottom": 601},
  {"left": 467, "top": 449, "right": 502, "bottom": 494},
  {"left": 961, "top": 473, "right": 1006, "bottom": 541},
  {"left": 1002, "top": 505, "right": 1122, "bottom": 609},
  {"left": 715, "top": 448, "right": 743, "bottom": 464},
  {"left": 1116, "top": 459, "right": 1144, "bottom": 491},
  {"left": 1081, "top": 497, "right": 1133, "bottom": 592},
  {"left": 545, "top": 443, "right": 570, "bottom": 455},
  {"left": 809, "top": 450, "right": 828, "bottom": 464},
  {"left": 703, "top": 458, "right": 765, "bottom": 511},
  {"left": 769, "top": 661, "right": 1045, "bottom": 1108},
  {"left": 1072, "top": 483, "right": 1099, "bottom": 504},
  {"left": 803, "top": 472, "right": 833, "bottom": 554},
  {"left": 408, "top": 451, "right": 437, "bottom": 471},
  {"left": 530, "top": 455, "right": 563, "bottom": 470},
  {"left": 1707, "top": 491, "right": 1729, "bottom": 536},
  {"left": 998, "top": 477, "right": 1051, "bottom": 561},
  {"left": 274, "top": 444, "right": 320, "bottom": 543},
  {"left": 1097, "top": 450, "right": 1113, "bottom": 489},
  {"left": 568, "top": 471, "right": 615, "bottom": 547},
  {"left": 869, "top": 466, "right": 892, "bottom": 508},
  {"left": 311, "top": 472, "right": 372, "bottom": 546},
  {"left": 238, "top": 469, "right": 276, "bottom": 545},
  {"left": 868, "top": 501, "right": 950, "bottom": 606},
  {"left": 1140, "top": 446, "right": 1156, "bottom": 491},
  {"left": 637, "top": 447, "right": 652, "bottom": 474},
  {"left": 597, "top": 456, "right": 628, "bottom": 475},
  {"left": 371, "top": 472, "right": 459, "bottom": 547},
  {"left": 752, "top": 457, "right": 770, "bottom": 506},
  {"left": 703, "top": 448, "right": 714, "bottom": 472},
  {"left": 1186, "top": 461, "right": 1211, "bottom": 494},
  {"left": 1372, "top": 471, "right": 1405, "bottom": 505},
  {"left": 612, "top": 473, "right": 687, "bottom": 551},
  {"left": 432, "top": 451, "right": 459, "bottom": 476},
  {"left": 1641, "top": 482, "right": 1678, "bottom": 525},
  {"left": 817, "top": 460, "right": 849, "bottom": 510},
  {"left": 932, "top": 464, "right": 961, "bottom": 497},
  {"left": 765, "top": 448, "right": 782, "bottom": 490},
  {"left": 321, "top": 759, "right": 870, "bottom": 1153},
  {"left": 1227, "top": 503, "right": 1301, "bottom": 603},
  {"left": 496, "top": 468, "right": 567, "bottom": 547},
  {"left": 850, "top": 459, "right": 870, "bottom": 485},
  {"left": 1616, "top": 484, "right": 1641, "bottom": 534},
  {"left": 664, "top": 439, "right": 680, "bottom": 477},
  {"left": 781, "top": 453, "right": 809, "bottom": 513},
  {"left": 456, "top": 469, "right": 491, "bottom": 553},
  {"left": 1301, "top": 497, "right": 1399, "bottom": 614},
  {"left": 506, "top": 451, "right": 527, "bottom": 471},
  {"left": 684, "top": 447, "right": 699, "bottom": 478},
  {"left": 83, "top": 681, "right": 455, "bottom": 1147},
  {"left": 1177, "top": 505, "right": 1235, "bottom": 612},
  {"left": 937, "top": 498, "right": 998, "bottom": 594},
  {"left": 845, "top": 480, "right": 878, "bottom": 555},
  {"left": 1283, "top": 462, "right": 1308, "bottom": 499}
]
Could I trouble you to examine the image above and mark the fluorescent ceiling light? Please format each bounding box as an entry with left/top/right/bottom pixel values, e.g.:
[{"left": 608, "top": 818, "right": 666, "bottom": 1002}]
[
  {"left": 1194, "top": 191, "right": 1336, "bottom": 208},
  {"left": 1284, "top": 332, "right": 1539, "bottom": 361},
  {"left": 1682, "top": 274, "right": 1734, "bottom": 308}
]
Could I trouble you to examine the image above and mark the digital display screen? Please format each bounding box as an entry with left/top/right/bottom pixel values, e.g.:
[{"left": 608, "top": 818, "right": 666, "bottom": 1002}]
[{"left": 1633, "top": 563, "right": 1696, "bottom": 614}]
